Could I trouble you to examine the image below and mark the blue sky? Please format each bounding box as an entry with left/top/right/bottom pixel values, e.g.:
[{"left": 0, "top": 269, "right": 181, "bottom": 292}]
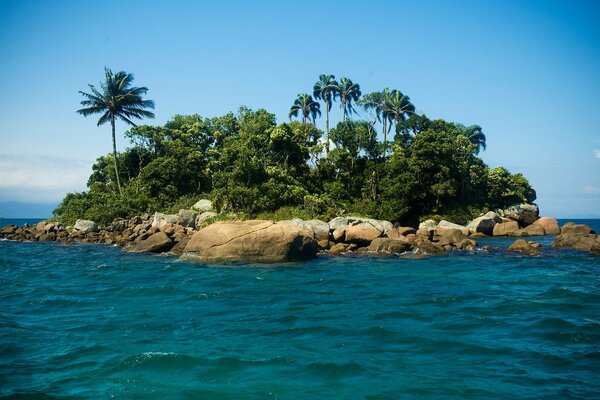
[{"left": 0, "top": 0, "right": 598, "bottom": 218}]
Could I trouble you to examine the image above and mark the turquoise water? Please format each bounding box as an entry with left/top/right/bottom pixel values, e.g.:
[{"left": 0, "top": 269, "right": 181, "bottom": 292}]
[{"left": 1, "top": 221, "right": 599, "bottom": 399}]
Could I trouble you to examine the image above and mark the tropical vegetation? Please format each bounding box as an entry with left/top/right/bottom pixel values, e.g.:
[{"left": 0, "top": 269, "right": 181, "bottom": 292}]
[{"left": 55, "top": 71, "right": 536, "bottom": 226}]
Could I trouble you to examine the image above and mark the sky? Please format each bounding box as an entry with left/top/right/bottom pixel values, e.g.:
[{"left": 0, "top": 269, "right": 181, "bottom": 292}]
[{"left": 0, "top": 0, "right": 599, "bottom": 218}]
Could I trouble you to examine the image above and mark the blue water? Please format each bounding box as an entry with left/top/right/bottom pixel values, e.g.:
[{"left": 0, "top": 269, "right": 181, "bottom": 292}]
[{"left": 1, "top": 221, "right": 599, "bottom": 399}]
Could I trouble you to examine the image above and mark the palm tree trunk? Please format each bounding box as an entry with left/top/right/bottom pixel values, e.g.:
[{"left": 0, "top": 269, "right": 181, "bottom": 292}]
[
  {"left": 342, "top": 99, "right": 346, "bottom": 122},
  {"left": 111, "top": 116, "right": 122, "bottom": 195},
  {"left": 325, "top": 100, "right": 330, "bottom": 153},
  {"left": 383, "top": 118, "right": 387, "bottom": 158}
]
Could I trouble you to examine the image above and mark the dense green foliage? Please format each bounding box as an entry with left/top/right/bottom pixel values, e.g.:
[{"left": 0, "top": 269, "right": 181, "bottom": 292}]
[{"left": 56, "top": 74, "right": 535, "bottom": 226}]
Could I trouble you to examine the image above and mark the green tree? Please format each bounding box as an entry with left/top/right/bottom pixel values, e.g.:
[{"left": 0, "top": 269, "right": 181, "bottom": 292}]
[
  {"left": 313, "top": 74, "right": 339, "bottom": 153},
  {"left": 386, "top": 90, "right": 415, "bottom": 152},
  {"left": 334, "top": 77, "right": 361, "bottom": 121},
  {"left": 77, "top": 68, "right": 155, "bottom": 194},
  {"left": 289, "top": 93, "right": 321, "bottom": 124},
  {"left": 359, "top": 89, "right": 394, "bottom": 155}
]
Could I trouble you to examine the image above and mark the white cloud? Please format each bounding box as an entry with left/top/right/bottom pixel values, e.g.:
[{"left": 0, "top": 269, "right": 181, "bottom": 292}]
[
  {"left": 594, "top": 149, "right": 600, "bottom": 159},
  {"left": 583, "top": 185, "right": 600, "bottom": 194},
  {"left": 0, "top": 154, "right": 92, "bottom": 203}
]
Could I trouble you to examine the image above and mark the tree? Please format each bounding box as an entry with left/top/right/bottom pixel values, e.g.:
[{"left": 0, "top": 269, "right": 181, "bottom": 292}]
[
  {"left": 77, "top": 67, "right": 155, "bottom": 194},
  {"left": 386, "top": 90, "right": 415, "bottom": 152},
  {"left": 334, "top": 77, "right": 361, "bottom": 121},
  {"left": 359, "top": 89, "right": 394, "bottom": 155},
  {"left": 313, "top": 74, "right": 339, "bottom": 152},
  {"left": 463, "top": 124, "right": 486, "bottom": 154},
  {"left": 289, "top": 93, "right": 321, "bottom": 125}
]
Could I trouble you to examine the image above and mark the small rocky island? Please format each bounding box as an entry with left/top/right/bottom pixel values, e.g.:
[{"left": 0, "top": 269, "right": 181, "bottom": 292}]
[{"left": 1, "top": 200, "right": 598, "bottom": 262}]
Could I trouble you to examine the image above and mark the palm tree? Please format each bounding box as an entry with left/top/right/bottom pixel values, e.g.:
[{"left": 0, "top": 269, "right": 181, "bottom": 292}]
[
  {"left": 313, "top": 74, "right": 339, "bottom": 152},
  {"left": 359, "top": 89, "right": 394, "bottom": 156},
  {"left": 289, "top": 93, "right": 321, "bottom": 125},
  {"left": 464, "top": 124, "right": 486, "bottom": 154},
  {"left": 386, "top": 90, "right": 415, "bottom": 152},
  {"left": 335, "top": 77, "right": 361, "bottom": 121},
  {"left": 77, "top": 68, "right": 155, "bottom": 194}
]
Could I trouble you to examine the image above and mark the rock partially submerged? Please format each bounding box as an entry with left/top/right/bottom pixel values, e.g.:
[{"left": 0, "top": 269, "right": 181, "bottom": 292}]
[
  {"left": 124, "top": 232, "right": 173, "bottom": 253},
  {"left": 508, "top": 239, "right": 541, "bottom": 256},
  {"left": 551, "top": 222, "right": 599, "bottom": 254},
  {"left": 181, "top": 220, "right": 318, "bottom": 263}
]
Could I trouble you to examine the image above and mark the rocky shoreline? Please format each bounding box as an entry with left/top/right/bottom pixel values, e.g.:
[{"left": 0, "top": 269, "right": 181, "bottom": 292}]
[{"left": 1, "top": 201, "right": 598, "bottom": 262}]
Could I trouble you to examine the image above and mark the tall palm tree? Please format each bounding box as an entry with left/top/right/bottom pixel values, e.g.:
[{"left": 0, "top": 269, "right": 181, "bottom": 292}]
[
  {"left": 464, "top": 124, "right": 486, "bottom": 154},
  {"left": 386, "top": 90, "right": 415, "bottom": 153},
  {"left": 289, "top": 93, "right": 321, "bottom": 125},
  {"left": 335, "top": 77, "right": 361, "bottom": 121},
  {"left": 77, "top": 68, "right": 155, "bottom": 194},
  {"left": 313, "top": 74, "right": 339, "bottom": 152},
  {"left": 359, "top": 89, "right": 394, "bottom": 155}
]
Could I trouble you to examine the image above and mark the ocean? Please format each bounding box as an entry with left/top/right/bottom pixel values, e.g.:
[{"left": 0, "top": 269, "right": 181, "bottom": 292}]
[{"left": 1, "top": 219, "right": 599, "bottom": 399}]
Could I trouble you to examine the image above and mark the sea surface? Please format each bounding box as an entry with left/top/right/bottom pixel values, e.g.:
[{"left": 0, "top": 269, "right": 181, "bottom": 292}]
[{"left": 1, "top": 219, "right": 599, "bottom": 399}]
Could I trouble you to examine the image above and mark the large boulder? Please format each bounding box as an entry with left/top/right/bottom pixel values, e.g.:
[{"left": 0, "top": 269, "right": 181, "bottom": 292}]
[
  {"left": 192, "top": 199, "right": 214, "bottom": 213},
  {"left": 195, "top": 211, "right": 218, "bottom": 228},
  {"left": 177, "top": 209, "right": 198, "bottom": 228},
  {"left": 386, "top": 226, "right": 417, "bottom": 238},
  {"left": 74, "top": 219, "right": 99, "bottom": 233},
  {"left": 560, "top": 222, "right": 596, "bottom": 236},
  {"left": 124, "top": 232, "right": 174, "bottom": 253},
  {"left": 493, "top": 220, "right": 519, "bottom": 236},
  {"left": 521, "top": 224, "right": 545, "bottom": 236},
  {"left": 438, "top": 229, "right": 467, "bottom": 247},
  {"left": 498, "top": 204, "right": 539, "bottom": 227},
  {"left": 531, "top": 217, "right": 560, "bottom": 235},
  {"left": 552, "top": 232, "right": 599, "bottom": 254},
  {"left": 467, "top": 212, "right": 502, "bottom": 235},
  {"left": 368, "top": 238, "right": 411, "bottom": 254},
  {"left": 285, "top": 219, "right": 329, "bottom": 242},
  {"left": 152, "top": 213, "right": 178, "bottom": 229},
  {"left": 418, "top": 219, "right": 438, "bottom": 232},
  {"left": 181, "top": 220, "right": 318, "bottom": 263},
  {"left": 436, "top": 220, "right": 469, "bottom": 236},
  {"left": 345, "top": 224, "right": 383, "bottom": 244},
  {"left": 328, "top": 217, "right": 392, "bottom": 244},
  {"left": 508, "top": 239, "right": 541, "bottom": 256}
]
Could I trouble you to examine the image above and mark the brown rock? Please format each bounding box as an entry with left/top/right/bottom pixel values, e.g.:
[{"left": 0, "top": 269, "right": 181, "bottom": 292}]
[
  {"left": 438, "top": 229, "right": 466, "bottom": 247},
  {"left": 124, "top": 232, "right": 174, "bottom": 253},
  {"left": 1, "top": 225, "right": 17, "bottom": 234},
  {"left": 328, "top": 242, "right": 348, "bottom": 256},
  {"left": 493, "top": 221, "right": 519, "bottom": 236},
  {"left": 169, "top": 236, "right": 191, "bottom": 256},
  {"left": 531, "top": 217, "right": 560, "bottom": 235},
  {"left": 317, "top": 240, "right": 330, "bottom": 250},
  {"left": 552, "top": 234, "right": 597, "bottom": 253},
  {"left": 332, "top": 228, "right": 345, "bottom": 242},
  {"left": 368, "top": 238, "right": 412, "bottom": 254},
  {"left": 180, "top": 220, "right": 318, "bottom": 263},
  {"left": 511, "top": 229, "right": 530, "bottom": 237},
  {"left": 522, "top": 224, "right": 545, "bottom": 237},
  {"left": 345, "top": 224, "right": 383, "bottom": 244},
  {"left": 386, "top": 227, "right": 417, "bottom": 238},
  {"left": 560, "top": 222, "right": 596, "bottom": 236},
  {"left": 508, "top": 239, "right": 541, "bottom": 255},
  {"left": 414, "top": 240, "right": 444, "bottom": 256}
]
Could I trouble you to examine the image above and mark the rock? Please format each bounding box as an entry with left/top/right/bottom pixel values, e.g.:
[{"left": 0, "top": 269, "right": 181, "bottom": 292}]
[
  {"left": 329, "top": 217, "right": 392, "bottom": 233},
  {"left": 191, "top": 199, "right": 213, "bottom": 213},
  {"left": 511, "top": 229, "right": 529, "bottom": 237},
  {"left": 493, "top": 220, "right": 519, "bottom": 236},
  {"left": 386, "top": 227, "right": 417, "bottom": 238},
  {"left": 418, "top": 219, "right": 437, "bottom": 232},
  {"left": 152, "top": 213, "right": 178, "bottom": 229},
  {"left": 438, "top": 229, "right": 466, "bottom": 247},
  {"left": 467, "top": 212, "right": 502, "bottom": 235},
  {"left": 456, "top": 238, "right": 478, "bottom": 250},
  {"left": 1, "top": 225, "right": 17, "bottom": 234},
  {"left": 169, "top": 236, "right": 190, "bottom": 256},
  {"left": 286, "top": 219, "right": 329, "bottom": 242},
  {"left": 177, "top": 209, "right": 198, "bottom": 228},
  {"left": 368, "top": 238, "right": 411, "bottom": 254},
  {"left": 436, "top": 220, "right": 470, "bottom": 236},
  {"left": 560, "top": 222, "right": 596, "bottom": 236},
  {"left": 74, "top": 219, "right": 99, "bottom": 233},
  {"left": 508, "top": 239, "right": 541, "bottom": 255},
  {"left": 522, "top": 224, "right": 545, "bottom": 236},
  {"left": 551, "top": 233, "right": 598, "bottom": 253},
  {"left": 181, "top": 220, "right": 318, "bottom": 263},
  {"left": 332, "top": 228, "right": 345, "bottom": 242},
  {"left": 345, "top": 223, "right": 383, "bottom": 244},
  {"left": 195, "top": 211, "right": 218, "bottom": 228},
  {"left": 317, "top": 240, "right": 330, "bottom": 250},
  {"left": 530, "top": 217, "right": 560, "bottom": 235},
  {"left": 329, "top": 242, "right": 348, "bottom": 256},
  {"left": 500, "top": 204, "right": 539, "bottom": 226},
  {"left": 124, "top": 232, "right": 174, "bottom": 253},
  {"left": 413, "top": 240, "right": 444, "bottom": 256}
]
